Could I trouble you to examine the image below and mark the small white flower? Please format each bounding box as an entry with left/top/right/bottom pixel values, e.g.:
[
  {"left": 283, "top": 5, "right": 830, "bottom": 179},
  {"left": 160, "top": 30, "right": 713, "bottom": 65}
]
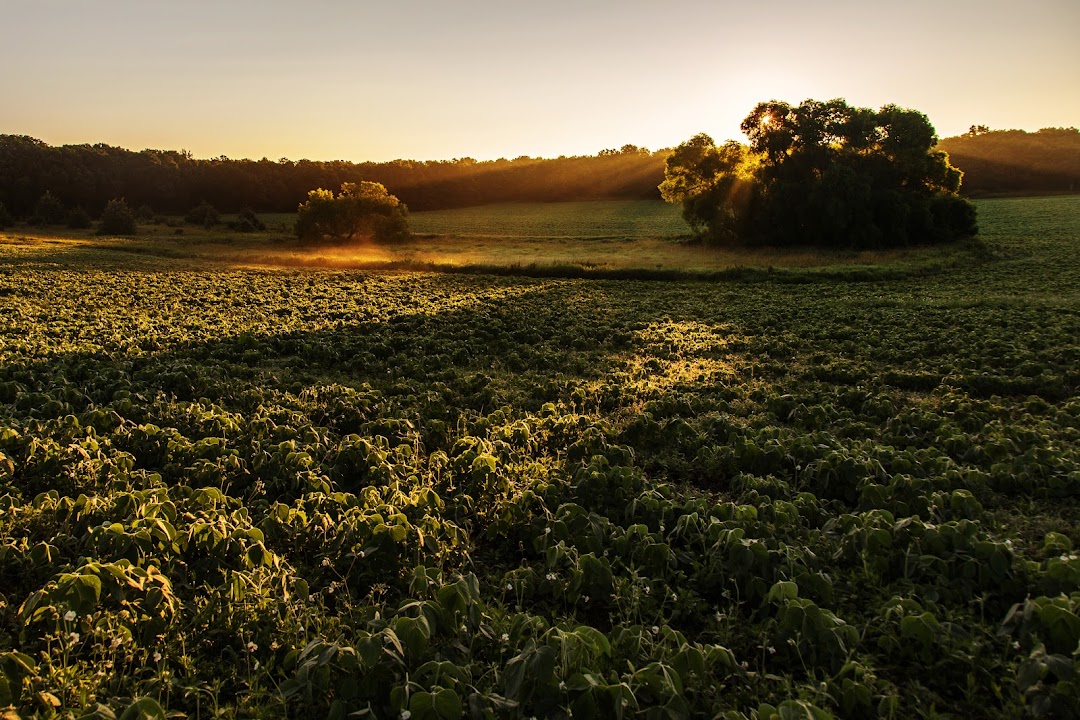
[
  {"left": 69, "top": 632, "right": 80, "bottom": 643},
  {"left": 358, "top": 550, "right": 366, "bottom": 558},
  {"left": 501, "top": 633, "right": 509, "bottom": 642},
  {"left": 246, "top": 641, "right": 258, "bottom": 653},
  {"left": 583, "top": 595, "right": 590, "bottom": 603},
  {"left": 559, "top": 681, "right": 567, "bottom": 690},
  {"left": 1012, "top": 641, "right": 1021, "bottom": 650},
  {"left": 767, "top": 646, "right": 776, "bottom": 655},
  {"left": 651, "top": 625, "right": 660, "bottom": 635},
  {"left": 400, "top": 711, "right": 412, "bottom": 720},
  {"left": 253, "top": 660, "right": 260, "bottom": 671},
  {"left": 544, "top": 527, "right": 551, "bottom": 535},
  {"left": 546, "top": 573, "right": 557, "bottom": 581},
  {"left": 643, "top": 586, "right": 651, "bottom": 595},
  {"left": 63, "top": 610, "right": 77, "bottom": 622},
  {"left": 153, "top": 651, "right": 162, "bottom": 663},
  {"left": 506, "top": 583, "right": 514, "bottom": 591},
  {"left": 671, "top": 593, "right": 678, "bottom": 601}
]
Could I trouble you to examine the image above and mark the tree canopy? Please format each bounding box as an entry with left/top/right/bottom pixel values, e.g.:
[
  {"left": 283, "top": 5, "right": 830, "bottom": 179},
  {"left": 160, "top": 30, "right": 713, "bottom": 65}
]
[
  {"left": 296, "top": 182, "right": 410, "bottom": 244},
  {"left": 661, "top": 99, "right": 978, "bottom": 248}
]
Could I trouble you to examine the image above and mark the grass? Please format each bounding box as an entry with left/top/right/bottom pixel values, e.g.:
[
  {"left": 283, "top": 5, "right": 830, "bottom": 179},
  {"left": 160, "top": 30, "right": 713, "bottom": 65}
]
[{"left": 2, "top": 197, "right": 1040, "bottom": 280}]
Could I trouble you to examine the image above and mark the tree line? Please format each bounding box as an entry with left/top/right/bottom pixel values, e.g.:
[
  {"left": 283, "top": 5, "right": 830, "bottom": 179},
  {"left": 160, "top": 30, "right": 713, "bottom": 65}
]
[
  {"left": 0, "top": 135, "right": 665, "bottom": 219},
  {"left": 938, "top": 127, "right": 1080, "bottom": 196},
  {"left": 0, "top": 127, "right": 1074, "bottom": 226}
]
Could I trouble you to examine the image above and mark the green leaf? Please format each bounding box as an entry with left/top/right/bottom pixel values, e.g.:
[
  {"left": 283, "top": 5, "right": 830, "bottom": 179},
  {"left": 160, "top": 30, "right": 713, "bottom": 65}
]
[{"left": 118, "top": 697, "right": 166, "bottom": 720}]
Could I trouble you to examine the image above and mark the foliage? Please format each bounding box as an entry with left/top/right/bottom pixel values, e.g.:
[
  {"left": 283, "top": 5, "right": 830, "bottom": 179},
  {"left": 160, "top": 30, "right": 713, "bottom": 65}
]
[
  {"left": 296, "top": 182, "right": 410, "bottom": 244},
  {"left": 96, "top": 198, "right": 137, "bottom": 235},
  {"left": 0, "top": 196, "right": 1078, "bottom": 718},
  {"left": 29, "top": 190, "right": 67, "bottom": 226},
  {"left": 938, "top": 127, "right": 1080, "bottom": 196},
  {"left": 66, "top": 206, "right": 92, "bottom": 229},
  {"left": 0, "top": 134, "right": 667, "bottom": 217},
  {"left": 229, "top": 207, "right": 266, "bottom": 232},
  {"left": 185, "top": 201, "right": 220, "bottom": 227},
  {"left": 663, "top": 99, "right": 978, "bottom": 248},
  {"left": 659, "top": 134, "right": 759, "bottom": 242},
  {"left": 0, "top": 201, "right": 11, "bottom": 228}
]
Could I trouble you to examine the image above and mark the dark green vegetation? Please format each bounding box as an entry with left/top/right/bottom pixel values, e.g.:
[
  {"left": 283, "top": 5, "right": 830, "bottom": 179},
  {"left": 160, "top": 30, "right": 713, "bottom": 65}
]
[
  {"left": 95, "top": 199, "right": 138, "bottom": 237},
  {"left": 2, "top": 130, "right": 1074, "bottom": 229},
  {"left": 0, "top": 196, "right": 1078, "bottom": 719},
  {"left": 661, "top": 100, "right": 977, "bottom": 248},
  {"left": 296, "top": 183, "right": 410, "bottom": 245},
  {"left": 939, "top": 127, "right": 1080, "bottom": 197},
  {"left": 0, "top": 136, "right": 664, "bottom": 217}
]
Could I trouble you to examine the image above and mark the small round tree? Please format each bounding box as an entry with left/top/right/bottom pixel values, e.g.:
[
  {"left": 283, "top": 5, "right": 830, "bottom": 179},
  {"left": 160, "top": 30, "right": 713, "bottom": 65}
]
[
  {"left": 296, "top": 182, "right": 409, "bottom": 244},
  {"left": 97, "top": 198, "right": 137, "bottom": 236}
]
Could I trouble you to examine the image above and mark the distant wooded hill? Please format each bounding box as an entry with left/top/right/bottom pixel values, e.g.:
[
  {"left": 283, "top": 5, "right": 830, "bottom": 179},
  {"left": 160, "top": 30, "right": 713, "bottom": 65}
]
[
  {"left": 0, "top": 136, "right": 665, "bottom": 217},
  {"left": 0, "top": 129, "right": 1076, "bottom": 219},
  {"left": 938, "top": 127, "right": 1080, "bottom": 196}
]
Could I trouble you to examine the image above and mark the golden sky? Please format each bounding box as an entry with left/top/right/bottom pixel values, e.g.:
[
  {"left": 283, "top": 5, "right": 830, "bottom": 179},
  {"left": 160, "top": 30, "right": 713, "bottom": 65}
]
[{"left": 2, "top": 0, "right": 1077, "bottom": 162}]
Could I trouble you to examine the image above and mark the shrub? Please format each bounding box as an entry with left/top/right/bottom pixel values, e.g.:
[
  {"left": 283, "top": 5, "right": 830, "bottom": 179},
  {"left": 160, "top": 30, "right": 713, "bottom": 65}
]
[
  {"left": 135, "top": 204, "right": 155, "bottom": 223},
  {"left": 185, "top": 201, "right": 220, "bottom": 227},
  {"left": 67, "top": 206, "right": 92, "bottom": 229},
  {"left": 29, "top": 191, "right": 67, "bottom": 225},
  {"left": 96, "top": 198, "right": 138, "bottom": 236},
  {"left": 229, "top": 207, "right": 267, "bottom": 232},
  {"left": 0, "top": 202, "right": 12, "bottom": 229}
]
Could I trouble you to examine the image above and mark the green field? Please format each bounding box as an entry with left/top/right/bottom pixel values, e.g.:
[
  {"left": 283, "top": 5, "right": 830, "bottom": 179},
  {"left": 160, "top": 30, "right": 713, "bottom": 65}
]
[
  {"left": 0, "top": 196, "right": 1078, "bottom": 719},
  {"left": 408, "top": 200, "right": 689, "bottom": 239},
  {"left": 0, "top": 199, "right": 1000, "bottom": 277}
]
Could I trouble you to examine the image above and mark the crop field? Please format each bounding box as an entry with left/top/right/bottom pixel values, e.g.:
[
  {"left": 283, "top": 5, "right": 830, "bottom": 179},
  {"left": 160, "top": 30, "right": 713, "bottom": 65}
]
[{"left": 0, "top": 195, "right": 1078, "bottom": 719}]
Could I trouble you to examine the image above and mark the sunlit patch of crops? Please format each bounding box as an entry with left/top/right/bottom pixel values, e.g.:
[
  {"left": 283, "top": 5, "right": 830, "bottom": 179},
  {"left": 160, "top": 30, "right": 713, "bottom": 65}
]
[{"left": 0, "top": 196, "right": 1078, "bottom": 718}]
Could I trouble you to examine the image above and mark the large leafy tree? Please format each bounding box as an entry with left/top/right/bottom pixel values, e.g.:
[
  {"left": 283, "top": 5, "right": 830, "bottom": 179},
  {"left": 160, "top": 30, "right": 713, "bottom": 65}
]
[
  {"left": 296, "top": 181, "right": 409, "bottom": 244},
  {"left": 663, "top": 99, "right": 977, "bottom": 248}
]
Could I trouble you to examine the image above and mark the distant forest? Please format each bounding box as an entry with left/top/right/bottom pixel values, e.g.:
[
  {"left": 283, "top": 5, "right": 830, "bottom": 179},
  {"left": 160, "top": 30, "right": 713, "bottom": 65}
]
[
  {"left": 938, "top": 127, "right": 1080, "bottom": 196},
  {"left": 0, "top": 136, "right": 665, "bottom": 217},
  {"left": 0, "top": 128, "right": 1077, "bottom": 218}
]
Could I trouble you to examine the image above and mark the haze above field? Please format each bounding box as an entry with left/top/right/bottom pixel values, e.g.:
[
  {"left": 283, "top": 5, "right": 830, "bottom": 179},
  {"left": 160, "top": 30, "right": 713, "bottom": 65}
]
[{"left": 2, "top": 0, "right": 1077, "bottom": 163}]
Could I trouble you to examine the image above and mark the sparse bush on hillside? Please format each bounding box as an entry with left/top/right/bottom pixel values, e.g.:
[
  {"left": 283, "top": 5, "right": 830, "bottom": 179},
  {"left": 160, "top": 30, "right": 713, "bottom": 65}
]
[
  {"left": 66, "top": 205, "right": 92, "bottom": 229},
  {"left": 29, "top": 190, "right": 66, "bottom": 225},
  {"left": 135, "top": 204, "right": 155, "bottom": 222},
  {"left": 296, "top": 182, "right": 409, "bottom": 244},
  {"left": 185, "top": 201, "right": 220, "bottom": 227},
  {"left": 96, "top": 198, "right": 137, "bottom": 235},
  {"left": 0, "top": 202, "right": 12, "bottom": 228}
]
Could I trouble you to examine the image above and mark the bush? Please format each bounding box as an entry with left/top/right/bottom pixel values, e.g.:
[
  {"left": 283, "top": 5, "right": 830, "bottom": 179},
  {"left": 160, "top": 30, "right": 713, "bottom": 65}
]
[
  {"left": 67, "top": 206, "right": 92, "bottom": 229},
  {"left": 185, "top": 201, "right": 220, "bottom": 227},
  {"left": 0, "top": 202, "right": 12, "bottom": 229},
  {"left": 29, "top": 191, "right": 67, "bottom": 226},
  {"left": 296, "top": 182, "right": 409, "bottom": 244},
  {"left": 96, "top": 198, "right": 138, "bottom": 236},
  {"left": 229, "top": 207, "right": 267, "bottom": 232},
  {"left": 135, "top": 204, "right": 155, "bottom": 223}
]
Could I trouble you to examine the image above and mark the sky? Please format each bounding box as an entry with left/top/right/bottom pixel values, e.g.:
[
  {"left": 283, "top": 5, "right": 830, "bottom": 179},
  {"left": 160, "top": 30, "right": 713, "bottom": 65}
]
[{"left": 1, "top": 0, "right": 1078, "bottom": 163}]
